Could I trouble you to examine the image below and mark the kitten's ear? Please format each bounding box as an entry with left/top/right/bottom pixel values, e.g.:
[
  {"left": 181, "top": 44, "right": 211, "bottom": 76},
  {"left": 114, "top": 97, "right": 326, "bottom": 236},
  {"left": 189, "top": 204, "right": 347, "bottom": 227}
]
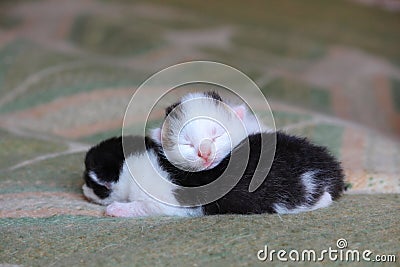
[
  {"left": 149, "top": 128, "right": 162, "bottom": 144},
  {"left": 232, "top": 104, "right": 247, "bottom": 120},
  {"left": 165, "top": 102, "right": 180, "bottom": 117}
]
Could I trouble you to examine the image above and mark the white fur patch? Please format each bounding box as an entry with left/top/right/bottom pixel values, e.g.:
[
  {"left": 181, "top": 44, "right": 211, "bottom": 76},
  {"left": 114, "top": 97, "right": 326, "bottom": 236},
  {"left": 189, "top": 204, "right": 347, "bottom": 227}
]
[
  {"left": 301, "top": 170, "right": 318, "bottom": 203},
  {"left": 178, "top": 94, "right": 249, "bottom": 147},
  {"left": 106, "top": 201, "right": 203, "bottom": 217},
  {"left": 273, "top": 192, "right": 333, "bottom": 214},
  {"left": 122, "top": 150, "right": 178, "bottom": 204},
  {"left": 241, "top": 110, "right": 268, "bottom": 135},
  {"left": 88, "top": 171, "right": 100, "bottom": 183},
  {"left": 310, "top": 191, "right": 333, "bottom": 210},
  {"left": 273, "top": 171, "right": 333, "bottom": 214},
  {"left": 162, "top": 95, "right": 249, "bottom": 171},
  {"left": 149, "top": 127, "right": 162, "bottom": 144},
  {"left": 92, "top": 150, "right": 203, "bottom": 217}
]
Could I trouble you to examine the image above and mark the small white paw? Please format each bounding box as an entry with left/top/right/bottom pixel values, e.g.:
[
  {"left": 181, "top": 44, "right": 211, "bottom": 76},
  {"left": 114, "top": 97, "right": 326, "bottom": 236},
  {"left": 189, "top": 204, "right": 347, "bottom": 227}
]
[
  {"left": 105, "top": 201, "right": 152, "bottom": 217},
  {"left": 106, "top": 202, "right": 135, "bottom": 217}
]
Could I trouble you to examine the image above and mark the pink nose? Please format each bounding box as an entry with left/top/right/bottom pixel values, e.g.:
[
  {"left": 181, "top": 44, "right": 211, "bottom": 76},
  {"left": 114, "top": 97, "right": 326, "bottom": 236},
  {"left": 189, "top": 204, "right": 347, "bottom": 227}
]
[{"left": 198, "top": 139, "right": 213, "bottom": 160}]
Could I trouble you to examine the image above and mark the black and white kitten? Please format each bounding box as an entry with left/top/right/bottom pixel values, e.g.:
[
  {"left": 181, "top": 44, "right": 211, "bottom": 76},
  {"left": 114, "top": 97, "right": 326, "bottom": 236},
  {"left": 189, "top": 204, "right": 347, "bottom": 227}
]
[
  {"left": 82, "top": 92, "right": 345, "bottom": 217},
  {"left": 151, "top": 92, "right": 345, "bottom": 214},
  {"left": 83, "top": 135, "right": 203, "bottom": 216}
]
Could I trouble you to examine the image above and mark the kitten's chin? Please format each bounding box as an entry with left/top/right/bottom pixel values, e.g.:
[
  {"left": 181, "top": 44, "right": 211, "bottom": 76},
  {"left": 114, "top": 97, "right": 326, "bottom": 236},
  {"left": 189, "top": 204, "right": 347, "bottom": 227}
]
[
  {"left": 172, "top": 160, "right": 209, "bottom": 172},
  {"left": 168, "top": 154, "right": 217, "bottom": 172},
  {"left": 203, "top": 161, "right": 219, "bottom": 170},
  {"left": 191, "top": 159, "right": 219, "bottom": 171}
]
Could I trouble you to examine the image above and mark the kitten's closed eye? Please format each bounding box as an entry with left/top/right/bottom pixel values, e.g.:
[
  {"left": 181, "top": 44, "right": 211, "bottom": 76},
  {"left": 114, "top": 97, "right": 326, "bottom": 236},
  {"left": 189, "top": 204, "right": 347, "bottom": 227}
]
[
  {"left": 182, "top": 143, "right": 194, "bottom": 147},
  {"left": 211, "top": 133, "right": 223, "bottom": 141},
  {"left": 181, "top": 135, "right": 194, "bottom": 147}
]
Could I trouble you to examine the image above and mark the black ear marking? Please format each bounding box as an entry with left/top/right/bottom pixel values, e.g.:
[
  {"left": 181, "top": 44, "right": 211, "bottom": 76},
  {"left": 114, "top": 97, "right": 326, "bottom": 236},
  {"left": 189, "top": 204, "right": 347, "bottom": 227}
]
[
  {"left": 165, "top": 91, "right": 223, "bottom": 117},
  {"left": 205, "top": 91, "right": 223, "bottom": 102},
  {"left": 165, "top": 102, "right": 180, "bottom": 117}
]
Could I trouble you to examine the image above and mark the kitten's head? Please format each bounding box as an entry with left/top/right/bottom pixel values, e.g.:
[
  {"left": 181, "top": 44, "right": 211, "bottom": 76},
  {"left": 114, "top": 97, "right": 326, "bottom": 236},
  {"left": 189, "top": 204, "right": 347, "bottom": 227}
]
[
  {"left": 82, "top": 170, "right": 113, "bottom": 205},
  {"left": 82, "top": 137, "right": 124, "bottom": 205},
  {"left": 151, "top": 91, "right": 251, "bottom": 171}
]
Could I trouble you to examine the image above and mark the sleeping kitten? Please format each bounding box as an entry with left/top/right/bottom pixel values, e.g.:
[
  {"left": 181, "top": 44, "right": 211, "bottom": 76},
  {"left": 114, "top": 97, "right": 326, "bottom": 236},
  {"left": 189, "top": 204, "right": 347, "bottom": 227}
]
[
  {"left": 83, "top": 135, "right": 203, "bottom": 217},
  {"left": 157, "top": 132, "right": 345, "bottom": 215},
  {"left": 152, "top": 92, "right": 345, "bottom": 214}
]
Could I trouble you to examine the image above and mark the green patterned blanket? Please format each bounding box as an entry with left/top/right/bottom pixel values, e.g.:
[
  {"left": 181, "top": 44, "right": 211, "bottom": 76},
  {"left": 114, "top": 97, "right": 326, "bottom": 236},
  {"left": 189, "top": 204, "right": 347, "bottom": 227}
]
[{"left": 0, "top": 0, "right": 399, "bottom": 266}]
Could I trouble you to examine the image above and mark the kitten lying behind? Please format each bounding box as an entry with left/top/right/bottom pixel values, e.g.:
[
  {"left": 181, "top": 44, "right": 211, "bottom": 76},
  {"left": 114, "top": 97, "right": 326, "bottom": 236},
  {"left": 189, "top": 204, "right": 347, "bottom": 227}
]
[
  {"left": 159, "top": 132, "right": 345, "bottom": 215},
  {"left": 153, "top": 92, "right": 345, "bottom": 214}
]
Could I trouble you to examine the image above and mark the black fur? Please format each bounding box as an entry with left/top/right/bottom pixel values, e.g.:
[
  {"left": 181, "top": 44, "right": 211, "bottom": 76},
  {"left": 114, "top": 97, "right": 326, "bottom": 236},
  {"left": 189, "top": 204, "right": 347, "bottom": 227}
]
[
  {"left": 83, "top": 131, "right": 345, "bottom": 214},
  {"left": 153, "top": 132, "right": 345, "bottom": 215},
  {"left": 165, "top": 102, "right": 180, "bottom": 117},
  {"left": 83, "top": 135, "right": 156, "bottom": 199},
  {"left": 204, "top": 91, "right": 223, "bottom": 102}
]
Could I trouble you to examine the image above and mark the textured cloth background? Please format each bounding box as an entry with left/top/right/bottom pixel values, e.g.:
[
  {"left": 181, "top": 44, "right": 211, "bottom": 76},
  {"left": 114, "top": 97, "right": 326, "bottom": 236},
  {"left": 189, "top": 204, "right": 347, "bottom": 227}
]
[{"left": 0, "top": 0, "right": 399, "bottom": 265}]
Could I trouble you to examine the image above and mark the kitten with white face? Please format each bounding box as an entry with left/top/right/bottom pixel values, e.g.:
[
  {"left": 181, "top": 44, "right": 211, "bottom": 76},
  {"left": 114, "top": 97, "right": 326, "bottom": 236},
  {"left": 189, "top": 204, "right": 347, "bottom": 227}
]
[
  {"left": 152, "top": 91, "right": 345, "bottom": 214},
  {"left": 151, "top": 91, "right": 265, "bottom": 171}
]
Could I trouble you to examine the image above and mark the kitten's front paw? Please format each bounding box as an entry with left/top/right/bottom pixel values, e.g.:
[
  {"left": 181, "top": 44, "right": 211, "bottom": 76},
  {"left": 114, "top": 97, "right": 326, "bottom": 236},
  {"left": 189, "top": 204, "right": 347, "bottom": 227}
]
[
  {"left": 106, "top": 202, "right": 136, "bottom": 217},
  {"left": 106, "top": 201, "right": 149, "bottom": 217}
]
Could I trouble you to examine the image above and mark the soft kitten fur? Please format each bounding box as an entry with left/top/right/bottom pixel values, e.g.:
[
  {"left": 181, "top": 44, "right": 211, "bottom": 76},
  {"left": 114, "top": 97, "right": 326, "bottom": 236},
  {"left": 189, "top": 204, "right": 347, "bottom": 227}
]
[
  {"left": 83, "top": 135, "right": 203, "bottom": 217},
  {"left": 83, "top": 91, "right": 263, "bottom": 216},
  {"left": 82, "top": 91, "right": 345, "bottom": 217},
  {"left": 150, "top": 91, "right": 266, "bottom": 171},
  {"left": 156, "top": 132, "right": 345, "bottom": 215}
]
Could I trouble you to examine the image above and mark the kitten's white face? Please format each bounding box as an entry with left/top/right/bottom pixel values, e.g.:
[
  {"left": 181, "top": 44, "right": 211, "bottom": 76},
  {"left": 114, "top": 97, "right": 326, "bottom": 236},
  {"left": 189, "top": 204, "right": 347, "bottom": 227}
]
[
  {"left": 151, "top": 92, "right": 265, "bottom": 172},
  {"left": 177, "top": 118, "right": 231, "bottom": 170}
]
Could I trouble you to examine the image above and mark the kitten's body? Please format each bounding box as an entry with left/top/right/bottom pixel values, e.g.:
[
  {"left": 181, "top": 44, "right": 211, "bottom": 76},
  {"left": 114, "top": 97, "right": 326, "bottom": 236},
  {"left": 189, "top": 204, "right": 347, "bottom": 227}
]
[
  {"left": 160, "top": 132, "right": 344, "bottom": 215},
  {"left": 82, "top": 91, "right": 345, "bottom": 217}
]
